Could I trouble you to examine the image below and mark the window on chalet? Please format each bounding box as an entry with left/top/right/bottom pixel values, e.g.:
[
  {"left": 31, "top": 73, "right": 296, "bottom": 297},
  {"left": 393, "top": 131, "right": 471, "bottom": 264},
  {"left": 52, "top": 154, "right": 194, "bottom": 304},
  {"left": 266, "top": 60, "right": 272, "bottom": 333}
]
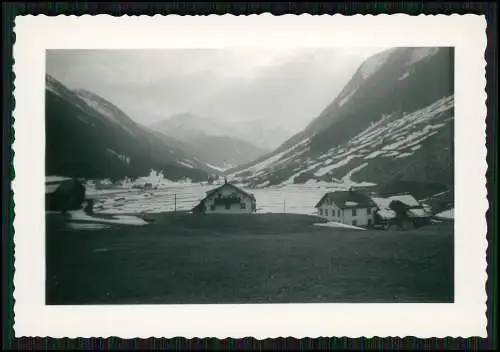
[
  {"left": 240, "top": 203, "right": 246, "bottom": 209},
  {"left": 319, "top": 209, "right": 323, "bottom": 216},
  {"left": 210, "top": 204, "right": 216, "bottom": 211},
  {"left": 367, "top": 208, "right": 371, "bottom": 215},
  {"left": 337, "top": 209, "right": 340, "bottom": 217},
  {"left": 225, "top": 203, "right": 231, "bottom": 210},
  {"left": 352, "top": 209, "right": 357, "bottom": 217}
]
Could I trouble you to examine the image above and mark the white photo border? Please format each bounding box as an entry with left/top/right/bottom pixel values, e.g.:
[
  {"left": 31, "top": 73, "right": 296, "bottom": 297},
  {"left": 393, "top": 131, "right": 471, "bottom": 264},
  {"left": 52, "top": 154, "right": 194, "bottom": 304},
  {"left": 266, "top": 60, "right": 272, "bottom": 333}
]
[{"left": 12, "top": 14, "right": 487, "bottom": 338}]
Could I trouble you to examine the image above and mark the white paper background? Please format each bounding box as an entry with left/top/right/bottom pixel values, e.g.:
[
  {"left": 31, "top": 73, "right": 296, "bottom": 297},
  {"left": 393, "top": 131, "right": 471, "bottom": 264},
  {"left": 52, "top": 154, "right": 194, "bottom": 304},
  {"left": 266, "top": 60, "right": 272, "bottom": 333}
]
[{"left": 13, "top": 14, "right": 487, "bottom": 338}]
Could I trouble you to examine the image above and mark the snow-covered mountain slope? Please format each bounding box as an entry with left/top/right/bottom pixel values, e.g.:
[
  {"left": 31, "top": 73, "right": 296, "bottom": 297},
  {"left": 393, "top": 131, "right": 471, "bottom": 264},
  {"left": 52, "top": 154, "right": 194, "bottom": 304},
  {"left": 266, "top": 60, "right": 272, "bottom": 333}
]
[
  {"left": 150, "top": 113, "right": 269, "bottom": 169},
  {"left": 45, "top": 75, "right": 218, "bottom": 181},
  {"left": 228, "top": 47, "right": 454, "bottom": 198}
]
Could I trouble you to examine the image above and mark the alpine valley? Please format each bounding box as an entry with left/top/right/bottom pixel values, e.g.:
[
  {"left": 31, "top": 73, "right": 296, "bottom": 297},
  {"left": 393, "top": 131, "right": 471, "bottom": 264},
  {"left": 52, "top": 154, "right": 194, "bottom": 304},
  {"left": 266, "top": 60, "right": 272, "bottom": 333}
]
[
  {"left": 228, "top": 47, "right": 455, "bottom": 200},
  {"left": 148, "top": 113, "right": 271, "bottom": 171}
]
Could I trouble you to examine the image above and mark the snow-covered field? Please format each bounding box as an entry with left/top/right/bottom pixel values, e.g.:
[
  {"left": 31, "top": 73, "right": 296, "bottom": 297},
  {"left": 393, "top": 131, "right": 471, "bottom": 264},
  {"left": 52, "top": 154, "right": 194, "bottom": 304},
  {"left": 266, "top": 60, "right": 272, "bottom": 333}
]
[{"left": 87, "top": 183, "right": 334, "bottom": 216}]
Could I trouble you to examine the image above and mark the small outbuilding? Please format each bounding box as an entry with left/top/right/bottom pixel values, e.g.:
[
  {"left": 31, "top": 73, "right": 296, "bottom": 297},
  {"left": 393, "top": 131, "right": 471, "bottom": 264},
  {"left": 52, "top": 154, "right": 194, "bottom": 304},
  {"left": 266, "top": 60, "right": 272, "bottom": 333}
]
[{"left": 45, "top": 177, "right": 86, "bottom": 212}]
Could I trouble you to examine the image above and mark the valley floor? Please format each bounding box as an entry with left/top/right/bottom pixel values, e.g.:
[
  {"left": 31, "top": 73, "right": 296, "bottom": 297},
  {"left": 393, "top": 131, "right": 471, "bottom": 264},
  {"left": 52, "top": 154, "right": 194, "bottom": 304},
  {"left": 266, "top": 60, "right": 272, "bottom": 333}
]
[{"left": 46, "top": 213, "right": 454, "bottom": 305}]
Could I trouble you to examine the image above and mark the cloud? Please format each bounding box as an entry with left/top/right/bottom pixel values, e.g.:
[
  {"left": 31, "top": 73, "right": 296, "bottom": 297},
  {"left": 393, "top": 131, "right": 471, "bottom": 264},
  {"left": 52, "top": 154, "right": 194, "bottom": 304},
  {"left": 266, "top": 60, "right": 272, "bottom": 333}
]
[{"left": 46, "top": 47, "right": 385, "bottom": 133}]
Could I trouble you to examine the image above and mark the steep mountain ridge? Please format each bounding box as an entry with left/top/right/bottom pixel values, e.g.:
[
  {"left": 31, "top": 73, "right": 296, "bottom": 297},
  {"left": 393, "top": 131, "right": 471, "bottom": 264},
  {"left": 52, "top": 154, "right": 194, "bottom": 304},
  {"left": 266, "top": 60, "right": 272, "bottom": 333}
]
[
  {"left": 228, "top": 47, "right": 454, "bottom": 198},
  {"left": 45, "top": 75, "right": 217, "bottom": 181}
]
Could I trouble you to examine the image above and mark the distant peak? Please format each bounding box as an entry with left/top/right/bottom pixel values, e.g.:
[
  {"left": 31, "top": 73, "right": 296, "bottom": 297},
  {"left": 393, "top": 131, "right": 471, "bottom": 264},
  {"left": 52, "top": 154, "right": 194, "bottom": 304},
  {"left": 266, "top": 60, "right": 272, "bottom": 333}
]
[{"left": 169, "top": 112, "right": 199, "bottom": 121}]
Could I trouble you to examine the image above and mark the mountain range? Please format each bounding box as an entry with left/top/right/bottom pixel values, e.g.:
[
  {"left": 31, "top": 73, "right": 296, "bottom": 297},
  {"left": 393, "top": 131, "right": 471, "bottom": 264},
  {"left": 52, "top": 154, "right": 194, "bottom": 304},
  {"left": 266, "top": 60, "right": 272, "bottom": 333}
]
[
  {"left": 149, "top": 113, "right": 271, "bottom": 170},
  {"left": 46, "top": 46, "right": 454, "bottom": 198},
  {"left": 45, "top": 76, "right": 218, "bottom": 182},
  {"left": 228, "top": 47, "right": 454, "bottom": 199}
]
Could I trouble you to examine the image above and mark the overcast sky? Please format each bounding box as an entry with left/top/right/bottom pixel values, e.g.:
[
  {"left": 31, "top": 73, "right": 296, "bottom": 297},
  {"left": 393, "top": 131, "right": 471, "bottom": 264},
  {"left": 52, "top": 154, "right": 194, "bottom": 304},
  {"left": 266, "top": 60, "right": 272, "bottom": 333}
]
[{"left": 46, "top": 47, "right": 386, "bottom": 134}]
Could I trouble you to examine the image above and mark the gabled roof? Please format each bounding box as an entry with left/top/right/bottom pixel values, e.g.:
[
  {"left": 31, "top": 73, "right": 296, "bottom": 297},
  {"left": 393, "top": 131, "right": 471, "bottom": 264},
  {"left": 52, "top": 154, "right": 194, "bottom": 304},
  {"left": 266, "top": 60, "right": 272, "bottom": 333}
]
[
  {"left": 46, "top": 176, "right": 72, "bottom": 184},
  {"left": 407, "top": 208, "right": 429, "bottom": 218},
  {"left": 45, "top": 184, "right": 61, "bottom": 194},
  {"left": 204, "top": 182, "right": 255, "bottom": 200},
  {"left": 315, "top": 190, "right": 376, "bottom": 209},
  {"left": 45, "top": 178, "right": 85, "bottom": 195},
  {"left": 371, "top": 193, "right": 421, "bottom": 209},
  {"left": 372, "top": 193, "right": 430, "bottom": 219}
]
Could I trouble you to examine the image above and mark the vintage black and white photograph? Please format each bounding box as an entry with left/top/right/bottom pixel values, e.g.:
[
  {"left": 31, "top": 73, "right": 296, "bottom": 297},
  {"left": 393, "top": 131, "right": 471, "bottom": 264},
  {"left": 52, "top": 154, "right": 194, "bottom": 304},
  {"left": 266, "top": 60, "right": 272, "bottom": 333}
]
[
  {"left": 12, "top": 15, "right": 487, "bottom": 338},
  {"left": 44, "top": 46, "right": 455, "bottom": 305}
]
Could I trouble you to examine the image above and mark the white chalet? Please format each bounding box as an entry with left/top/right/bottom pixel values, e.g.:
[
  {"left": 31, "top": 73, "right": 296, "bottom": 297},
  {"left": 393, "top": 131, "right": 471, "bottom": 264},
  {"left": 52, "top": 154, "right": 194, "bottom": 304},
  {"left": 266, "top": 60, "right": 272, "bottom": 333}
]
[
  {"left": 192, "top": 181, "right": 256, "bottom": 214},
  {"left": 315, "top": 190, "right": 378, "bottom": 227}
]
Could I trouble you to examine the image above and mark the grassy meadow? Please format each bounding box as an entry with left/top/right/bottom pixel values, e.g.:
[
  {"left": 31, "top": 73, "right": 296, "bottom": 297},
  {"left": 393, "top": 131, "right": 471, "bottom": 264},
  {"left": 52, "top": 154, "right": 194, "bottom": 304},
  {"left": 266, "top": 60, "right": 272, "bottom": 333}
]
[{"left": 46, "top": 213, "right": 453, "bottom": 304}]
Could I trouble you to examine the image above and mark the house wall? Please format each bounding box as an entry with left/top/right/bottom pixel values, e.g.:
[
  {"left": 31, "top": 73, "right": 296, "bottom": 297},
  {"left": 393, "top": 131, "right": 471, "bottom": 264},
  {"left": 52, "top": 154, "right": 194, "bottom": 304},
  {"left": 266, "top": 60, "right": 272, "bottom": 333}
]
[
  {"left": 318, "top": 203, "right": 342, "bottom": 222},
  {"left": 318, "top": 200, "right": 376, "bottom": 226},
  {"left": 341, "top": 207, "right": 377, "bottom": 226},
  {"left": 203, "top": 186, "right": 254, "bottom": 214}
]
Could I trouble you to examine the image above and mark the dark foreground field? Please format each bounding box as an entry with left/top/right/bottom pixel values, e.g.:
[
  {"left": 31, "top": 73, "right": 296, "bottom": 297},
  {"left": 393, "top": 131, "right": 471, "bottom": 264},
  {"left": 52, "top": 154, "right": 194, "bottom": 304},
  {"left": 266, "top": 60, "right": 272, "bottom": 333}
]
[{"left": 46, "top": 213, "right": 454, "bottom": 304}]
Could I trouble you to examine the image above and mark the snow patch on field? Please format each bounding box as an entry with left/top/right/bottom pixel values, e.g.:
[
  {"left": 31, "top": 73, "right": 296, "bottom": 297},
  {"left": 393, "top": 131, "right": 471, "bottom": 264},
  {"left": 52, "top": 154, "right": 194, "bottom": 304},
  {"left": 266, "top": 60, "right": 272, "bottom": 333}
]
[
  {"left": 70, "top": 210, "right": 148, "bottom": 226},
  {"left": 314, "top": 221, "right": 366, "bottom": 230}
]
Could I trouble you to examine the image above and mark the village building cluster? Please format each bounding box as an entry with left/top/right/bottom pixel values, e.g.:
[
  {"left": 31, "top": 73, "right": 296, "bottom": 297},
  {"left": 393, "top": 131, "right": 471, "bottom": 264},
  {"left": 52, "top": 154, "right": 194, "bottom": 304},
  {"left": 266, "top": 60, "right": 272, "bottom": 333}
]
[
  {"left": 315, "top": 189, "right": 435, "bottom": 230},
  {"left": 46, "top": 174, "right": 451, "bottom": 230},
  {"left": 191, "top": 181, "right": 447, "bottom": 230}
]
